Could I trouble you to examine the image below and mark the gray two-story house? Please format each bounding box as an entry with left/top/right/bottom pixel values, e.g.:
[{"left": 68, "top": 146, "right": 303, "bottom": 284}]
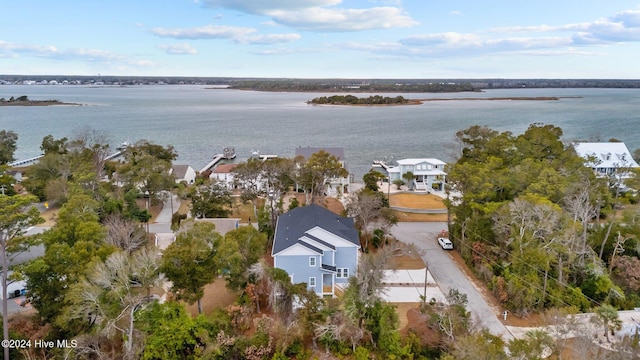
[{"left": 271, "top": 204, "right": 360, "bottom": 297}]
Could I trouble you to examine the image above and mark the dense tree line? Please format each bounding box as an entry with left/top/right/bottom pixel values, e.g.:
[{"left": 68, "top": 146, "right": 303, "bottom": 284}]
[
  {"left": 446, "top": 123, "right": 640, "bottom": 316},
  {"left": 230, "top": 80, "right": 477, "bottom": 93}
]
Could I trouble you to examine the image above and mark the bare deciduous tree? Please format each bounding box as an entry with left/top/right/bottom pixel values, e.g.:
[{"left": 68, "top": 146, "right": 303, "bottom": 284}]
[
  {"left": 66, "top": 249, "right": 162, "bottom": 359},
  {"left": 104, "top": 214, "right": 147, "bottom": 254}
]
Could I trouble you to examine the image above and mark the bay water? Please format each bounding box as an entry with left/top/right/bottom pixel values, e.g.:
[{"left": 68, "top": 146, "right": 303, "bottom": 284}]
[{"left": 1, "top": 85, "right": 639, "bottom": 178}]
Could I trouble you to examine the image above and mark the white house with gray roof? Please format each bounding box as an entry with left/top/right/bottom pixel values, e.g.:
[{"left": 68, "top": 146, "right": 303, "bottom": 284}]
[
  {"left": 387, "top": 158, "right": 447, "bottom": 191},
  {"left": 171, "top": 164, "right": 196, "bottom": 185},
  {"left": 272, "top": 204, "right": 360, "bottom": 297},
  {"left": 573, "top": 142, "right": 639, "bottom": 179}
]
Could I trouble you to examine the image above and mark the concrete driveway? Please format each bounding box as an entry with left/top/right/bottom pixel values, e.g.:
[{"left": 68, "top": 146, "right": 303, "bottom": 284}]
[{"left": 390, "top": 222, "right": 513, "bottom": 341}]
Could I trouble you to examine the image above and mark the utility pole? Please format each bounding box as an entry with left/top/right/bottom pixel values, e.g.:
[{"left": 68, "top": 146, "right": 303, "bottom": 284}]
[{"left": 424, "top": 260, "right": 428, "bottom": 303}]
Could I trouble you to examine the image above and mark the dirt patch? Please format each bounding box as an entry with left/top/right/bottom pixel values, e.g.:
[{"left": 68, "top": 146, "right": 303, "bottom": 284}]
[
  {"left": 389, "top": 193, "right": 446, "bottom": 209},
  {"left": 136, "top": 198, "right": 163, "bottom": 222},
  {"left": 387, "top": 253, "right": 425, "bottom": 270},
  {"left": 37, "top": 208, "right": 59, "bottom": 226},
  {"left": 394, "top": 302, "right": 418, "bottom": 329},
  {"left": 387, "top": 193, "right": 448, "bottom": 222},
  {"left": 8, "top": 311, "right": 50, "bottom": 339},
  {"left": 178, "top": 198, "right": 191, "bottom": 215},
  {"left": 401, "top": 307, "right": 441, "bottom": 348},
  {"left": 291, "top": 194, "right": 346, "bottom": 215},
  {"left": 229, "top": 197, "right": 257, "bottom": 222},
  {"left": 184, "top": 278, "right": 238, "bottom": 317}
]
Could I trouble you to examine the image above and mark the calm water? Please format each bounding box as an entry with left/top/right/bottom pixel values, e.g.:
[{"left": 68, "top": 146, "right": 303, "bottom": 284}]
[{"left": 1, "top": 85, "right": 639, "bottom": 177}]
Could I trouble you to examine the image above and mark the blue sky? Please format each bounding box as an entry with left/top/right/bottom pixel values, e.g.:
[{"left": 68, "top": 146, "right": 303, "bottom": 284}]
[{"left": 2, "top": 0, "right": 640, "bottom": 78}]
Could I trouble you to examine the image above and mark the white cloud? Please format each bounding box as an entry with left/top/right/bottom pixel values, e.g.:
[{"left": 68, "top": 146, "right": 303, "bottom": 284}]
[
  {"left": 158, "top": 43, "right": 198, "bottom": 55},
  {"left": 251, "top": 48, "right": 297, "bottom": 55},
  {"left": 270, "top": 6, "right": 418, "bottom": 32},
  {"left": 202, "top": 0, "right": 417, "bottom": 32},
  {"left": 0, "top": 40, "right": 153, "bottom": 69},
  {"left": 244, "top": 33, "right": 302, "bottom": 44},
  {"left": 0, "top": 40, "right": 126, "bottom": 61},
  {"left": 491, "top": 9, "right": 640, "bottom": 45},
  {"left": 202, "top": 0, "right": 341, "bottom": 14},
  {"left": 611, "top": 9, "right": 640, "bottom": 27},
  {"left": 449, "top": 10, "right": 463, "bottom": 16},
  {"left": 152, "top": 25, "right": 255, "bottom": 40},
  {"left": 385, "top": 8, "right": 640, "bottom": 60},
  {"left": 152, "top": 24, "right": 300, "bottom": 45}
]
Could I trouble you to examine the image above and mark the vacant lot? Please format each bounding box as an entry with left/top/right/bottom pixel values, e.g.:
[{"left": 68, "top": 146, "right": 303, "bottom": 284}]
[
  {"left": 389, "top": 193, "right": 446, "bottom": 209},
  {"left": 389, "top": 193, "right": 448, "bottom": 222}
]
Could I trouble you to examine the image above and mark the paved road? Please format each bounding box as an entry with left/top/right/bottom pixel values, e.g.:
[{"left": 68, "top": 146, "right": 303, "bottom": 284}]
[{"left": 390, "top": 222, "right": 513, "bottom": 340}]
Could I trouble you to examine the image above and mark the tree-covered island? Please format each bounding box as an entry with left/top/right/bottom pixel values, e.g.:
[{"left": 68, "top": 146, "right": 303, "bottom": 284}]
[
  {"left": 0, "top": 95, "right": 78, "bottom": 106},
  {"left": 308, "top": 94, "right": 417, "bottom": 105}
]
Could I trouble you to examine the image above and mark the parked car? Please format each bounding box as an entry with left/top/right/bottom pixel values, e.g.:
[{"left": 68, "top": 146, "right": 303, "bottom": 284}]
[{"left": 438, "top": 237, "right": 453, "bottom": 250}]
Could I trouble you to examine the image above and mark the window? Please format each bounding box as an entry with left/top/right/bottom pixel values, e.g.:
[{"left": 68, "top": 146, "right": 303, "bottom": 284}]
[
  {"left": 337, "top": 268, "right": 349, "bottom": 278},
  {"left": 308, "top": 277, "right": 316, "bottom": 287},
  {"left": 309, "top": 257, "right": 316, "bottom": 267}
]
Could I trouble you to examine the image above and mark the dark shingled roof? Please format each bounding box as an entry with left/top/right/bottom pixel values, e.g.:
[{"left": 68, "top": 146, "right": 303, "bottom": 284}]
[{"left": 272, "top": 204, "right": 359, "bottom": 255}]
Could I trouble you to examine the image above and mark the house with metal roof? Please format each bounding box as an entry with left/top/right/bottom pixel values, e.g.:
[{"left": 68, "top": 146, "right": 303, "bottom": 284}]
[
  {"left": 573, "top": 142, "right": 639, "bottom": 179},
  {"left": 272, "top": 204, "right": 360, "bottom": 297},
  {"left": 171, "top": 164, "right": 196, "bottom": 185},
  {"left": 387, "top": 158, "right": 447, "bottom": 191}
]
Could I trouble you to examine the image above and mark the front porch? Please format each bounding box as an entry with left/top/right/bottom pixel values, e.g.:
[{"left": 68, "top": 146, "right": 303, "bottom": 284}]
[
  {"left": 322, "top": 273, "right": 334, "bottom": 296},
  {"left": 413, "top": 174, "right": 445, "bottom": 192}
]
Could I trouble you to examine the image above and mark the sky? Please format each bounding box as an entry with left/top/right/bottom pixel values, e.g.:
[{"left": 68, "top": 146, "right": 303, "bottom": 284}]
[{"left": 2, "top": 0, "right": 640, "bottom": 79}]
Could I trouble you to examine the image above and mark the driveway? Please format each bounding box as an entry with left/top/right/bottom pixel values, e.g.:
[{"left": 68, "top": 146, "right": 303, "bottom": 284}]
[{"left": 390, "top": 222, "right": 513, "bottom": 340}]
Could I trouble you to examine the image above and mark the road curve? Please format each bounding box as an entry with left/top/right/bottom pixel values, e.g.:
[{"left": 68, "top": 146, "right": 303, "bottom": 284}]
[{"left": 390, "top": 222, "right": 513, "bottom": 341}]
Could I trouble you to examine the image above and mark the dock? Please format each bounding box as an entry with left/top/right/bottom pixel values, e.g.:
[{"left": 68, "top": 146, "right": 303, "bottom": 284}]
[
  {"left": 199, "top": 147, "right": 236, "bottom": 173},
  {"left": 372, "top": 160, "right": 390, "bottom": 171},
  {"left": 105, "top": 150, "right": 123, "bottom": 161},
  {"left": 9, "top": 155, "right": 44, "bottom": 167},
  {"left": 251, "top": 150, "right": 278, "bottom": 162}
]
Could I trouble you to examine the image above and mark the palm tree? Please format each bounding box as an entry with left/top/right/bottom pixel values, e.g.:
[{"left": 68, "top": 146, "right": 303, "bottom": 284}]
[
  {"left": 591, "top": 304, "right": 622, "bottom": 342},
  {"left": 402, "top": 171, "right": 415, "bottom": 190}
]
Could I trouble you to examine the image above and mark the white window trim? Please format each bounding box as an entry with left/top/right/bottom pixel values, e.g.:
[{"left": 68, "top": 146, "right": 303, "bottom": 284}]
[
  {"left": 309, "top": 256, "right": 316, "bottom": 267},
  {"left": 309, "top": 277, "right": 316, "bottom": 287},
  {"left": 337, "top": 268, "right": 349, "bottom": 278}
]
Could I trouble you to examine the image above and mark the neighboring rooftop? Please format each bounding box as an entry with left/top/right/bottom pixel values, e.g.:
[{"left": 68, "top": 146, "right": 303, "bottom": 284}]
[
  {"left": 171, "top": 164, "right": 191, "bottom": 180},
  {"left": 573, "top": 142, "right": 639, "bottom": 168},
  {"left": 295, "top": 146, "right": 345, "bottom": 161},
  {"left": 395, "top": 158, "right": 446, "bottom": 166},
  {"left": 213, "top": 163, "right": 239, "bottom": 173}
]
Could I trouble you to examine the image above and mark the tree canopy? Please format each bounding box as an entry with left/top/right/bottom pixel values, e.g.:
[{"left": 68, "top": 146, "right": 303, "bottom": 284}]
[
  {"left": 0, "top": 130, "right": 18, "bottom": 165},
  {"left": 446, "top": 123, "right": 633, "bottom": 315}
]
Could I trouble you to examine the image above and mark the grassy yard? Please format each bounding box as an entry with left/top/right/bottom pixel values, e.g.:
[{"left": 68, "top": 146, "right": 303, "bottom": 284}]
[
  {"left": 389, "top": 193, "right": 446, "bottom": 209},
  {"left": 389, "top": 192, "right": 448, "bottom": 222}
]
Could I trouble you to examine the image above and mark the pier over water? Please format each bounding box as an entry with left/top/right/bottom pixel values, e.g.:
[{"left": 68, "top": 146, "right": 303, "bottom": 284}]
[{"left": 199, "top": 147, "right": 236, "bottom": 173}]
